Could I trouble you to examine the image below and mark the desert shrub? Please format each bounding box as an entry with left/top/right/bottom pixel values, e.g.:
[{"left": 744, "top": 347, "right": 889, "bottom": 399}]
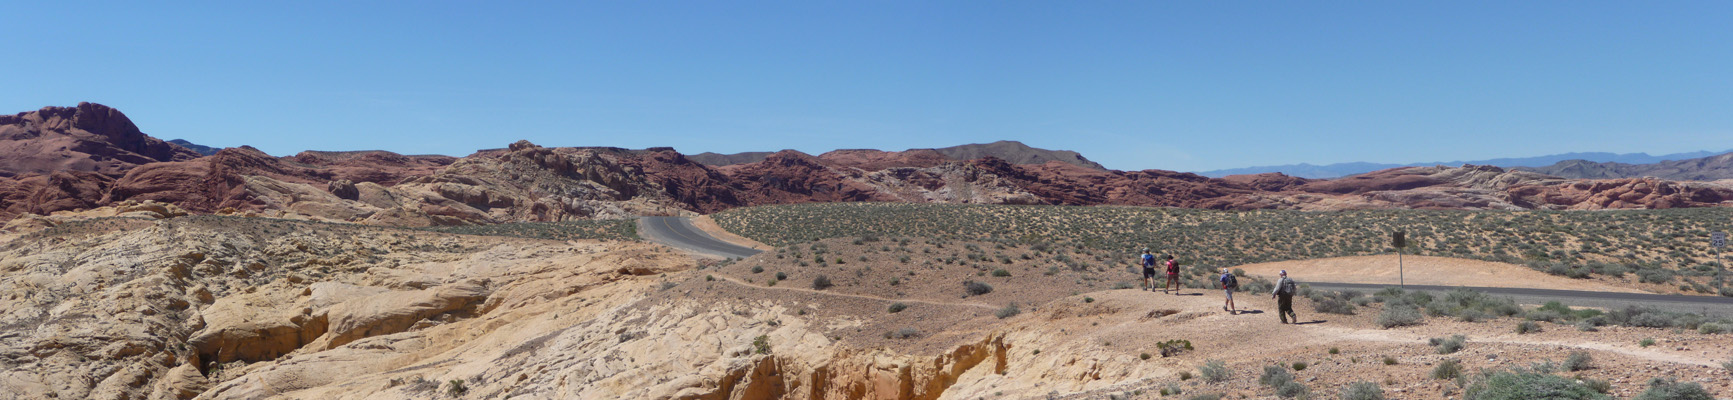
[
  {"left": 995, "top": 303, "right": 1021, "bottom": 319},
  {"left": 1159, "top": 339, "right": 1194, "bottom": 357},
  {"left": 1141, "top": 353, "right": 1151, "bottom": 360},
  {"left": 1114, "top": 281, "right": 1136, "bottom": 290},
  {"left": 1575, "top": 320, "right": 1599, "bottom": 332},
  {"left": 1314, "top": 297, "right": 1357, "bottom": 315},
  {"left": 1430, "top": 334, "right": 1466, "bottom": 354},
  {"left": 751, "top": 265, "right": 764, "bottom": 273},
  {"left": 1633, "top": 377, "right": 1714, "bottom": 400},
  {"left": 1462, "top": 369, "right": 1607, "bottom": 400},
  {"left": 1722, "top": 360, "right": 1733, "bottom": 373},
  {"left": 446, "top": 379, "right": 467, "bottom": 396},
  {"left": 887, "top": 302, "right": 908, "bottom": 313},
  {"left": 1457, "top": 308, "right": 1489, "bottom": 322},
  {"left": 659, "top": 281, "right": 678, "bottom": 291},
  {"left": 1259, "top": 365, "right": 1294, "bottom": 387},
  {"left": 1185, "top": 394, "right": 1221, "bottom": 400},
  {"left": 1179, "top": 371, "right": 1193, "bottom": 381},
  {"left": 1697, "top": 322, "right": 1729, "bottom": 334},
  {"left": 812, "top": 275, "right": 833, "bottom": 290},
  {"left": 774, "top": 271, "right": 787, "bottom": 281},
  {"left": 1339, "top": 381, "right": 1385, "bottom": 400},
  {"left": 1163, "top": 384, "right": 1182, "bottom": 396},
  {"left": 888, "top": 328, "right": 920, "bottom": 339},
  {"left": 1084, "top": 297, "right": 1095, "bottom": 303},
  {"left": 1637, "top": 268, "right": 1676, "bottom": 284},
  {"left": 1377, "top": 303, "right": 1423, "bottom": 328},
  {"left": 964, "top": 280, "right": 993, "bottom": 296},
  {"left": 1639, "top": 338, "right": 1656, "bottom": 347},
  {"left": 1432, "top": 359, "right": 1462, "bottom": 380},
  {"left": 991, "top": 268, "right": 1011, "bottom": 277},
  {"left": 1382, "top": 356, "right": 1397, "bottom": 365},
  {"left": 1199, "top": 359, "right": 1231, "bottom": 383},
  {"left": 1275, "top": 381, "right": 1310, "bottom": 399},
  {"left": 1328, "top": 347, "right": 1340, "bottom": 355},
  {"left": 1291, "top": 361, "right": 1307, "bottom": 371},
  {"left": 1529, "top": 360, "right": 1557, "bottom": 374},
  {"left": 753, "top": 335, "right": 771, "bottom": 354},
  {"left": 1584, "top": 378, "right": 1612, "bottom": 394},
  {"left": 1516, "top": 321, "right": 1542, "bottom": 334},
  {"left": 1563, "top": 351, "right": 1592, "bottom": 372}
]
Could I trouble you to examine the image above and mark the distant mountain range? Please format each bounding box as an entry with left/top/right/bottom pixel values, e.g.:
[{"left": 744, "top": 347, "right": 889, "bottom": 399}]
[
  {"left": 691, "top": 140, "right": 1106, "bottom": 170},
  {"left": 1198, "top": 150, "right": 1729, "bottom": 179},
  {"left": 1516, "top": 152, "right": 1733, "bottom": 181}
]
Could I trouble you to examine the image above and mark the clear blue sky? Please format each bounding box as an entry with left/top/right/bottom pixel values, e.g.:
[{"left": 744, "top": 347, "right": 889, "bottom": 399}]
[{"left": 5, "top": 2, "right": 1730, "bottom": 172}]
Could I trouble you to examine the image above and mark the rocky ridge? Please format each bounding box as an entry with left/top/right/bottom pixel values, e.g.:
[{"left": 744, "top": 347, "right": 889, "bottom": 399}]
[{"left": 5, "top": 104, "right": 1733, "bottom": 227}]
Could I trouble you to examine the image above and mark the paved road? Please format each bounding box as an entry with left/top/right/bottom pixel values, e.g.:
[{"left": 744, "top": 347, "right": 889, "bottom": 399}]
[
  {"left": 637, "top": 218, "right": 1733, "bottom": 316},
  {"left": 636, "top": 216, "right": 762, "bottom": 259}
]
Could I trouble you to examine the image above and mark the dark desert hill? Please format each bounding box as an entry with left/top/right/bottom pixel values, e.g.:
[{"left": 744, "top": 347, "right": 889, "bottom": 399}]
[
  {"left": 169, "top": 139, "right": 222, "bottom": 156},
  {"left": 1518, "top": 152, "right": 1733, "bottom": 181},
  {"left": 1200, "top": 150, "right": 1727, "bottom": 179}
]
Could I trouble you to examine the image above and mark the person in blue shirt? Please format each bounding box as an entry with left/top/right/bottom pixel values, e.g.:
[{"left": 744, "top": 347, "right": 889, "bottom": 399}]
[{"left": 1139, "top": 248, "right": 1157, "bottom": 291}]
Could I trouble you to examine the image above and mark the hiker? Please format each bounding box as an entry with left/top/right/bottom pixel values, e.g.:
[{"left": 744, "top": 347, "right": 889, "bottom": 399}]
[
  {"left": 1218, "top": 268, "right": 1238, "bottom": 314},
  {"left": 1272, "top": 270, "right": 1299, "bottom": 324},
  {"left": 1139, "top": 248, "right": 1158, "bottom": 291},
  {"left": 1163, "top": 255, "right": 1182, "bottom": 294}
]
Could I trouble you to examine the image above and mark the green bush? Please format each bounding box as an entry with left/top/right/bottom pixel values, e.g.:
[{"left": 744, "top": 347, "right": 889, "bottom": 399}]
[
  {"left": 1432, "top": 359, "right": 1462, "bottom": 380},
  {"left": 1185, "top": 394, "right": 1221, "bottom": 400},
  {"left": 991, "top": 269, "right": 1011, "bottom": 277},
  {"left": 753, "top": 335, "right": 771, "bottom": 354},
  {"left": 964, "top": 280, "right": 993, "bottom": 296},
  {"left": 1563, "top": 351, "right": 1592, "bottom": 372},
  {"left": 1633, "top": 377, "right": 1714, "bottom": 400},
  {"left": 1462, "top": 369, "right": 1608, "bottom": 400},
  {"left": 995, "top": 303, "right": 1021, "bottom": 319},
  {"left": 1381, "top": 356, "right": 1397, "bottom": 365},
  {"left": 1314, "top": 297, "right": 1357, "bottom": 315},
  {"left": 1275, "top": 381, "right": 1309, "bottom": 399},
  {"left": 1516, "top": 321, "right": 1542, "bottom": 334},
  {"left": 1377, "top": 304, "right": 1424, "bottom": 328},
  {"left": 887, "top": 302, "right": 908, "bottom": 313},
  {"left": 1431, "top": 335, "right": 1466, "bottom": 354},
  {"left": 1639, "top": 338, "right": 1656, "bottom": 347},
  {"left": 1199, "top": 359, "right": 1231, "bottom": 383},
  {"left": 751, "top": 265, "right": 764, "bottom": 273},
  {"left": 1292, "top": 362, "right": 1307, "bottom": 371},
  {"left": 1697, "top": 322, "right": 1729, "bottom": 334},
  {"left": 774, "top": 271, "right": 787, "bottom": 281},
  {"left": 1338, "top": 381, "right": 1385, "bottom": 400},
  {"left": 1260, "top": 365, "right": 1294, "bottom": 387},
  {"left": 812, "top": 275, "right": 833, "bottom": 290}
]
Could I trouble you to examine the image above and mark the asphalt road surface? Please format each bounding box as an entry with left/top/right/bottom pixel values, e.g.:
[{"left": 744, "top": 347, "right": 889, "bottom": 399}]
[
  {"left": 636, "top": 216, "right": 761, "bottom": 259},
  {"left": 636, "top": 217, "right": 1733, "bottom": 316}
]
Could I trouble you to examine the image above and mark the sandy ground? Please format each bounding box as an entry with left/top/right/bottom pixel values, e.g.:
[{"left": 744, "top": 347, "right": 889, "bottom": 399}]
[
  {"left": 1236, "top": 254, "right": 1650, "bottom": 294},
  {"left": 690, "top": 215, "right": 773, "bottom": 251}
]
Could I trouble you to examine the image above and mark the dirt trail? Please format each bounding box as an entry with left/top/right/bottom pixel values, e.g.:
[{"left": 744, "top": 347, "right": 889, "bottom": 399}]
[
  {"left": 1237, "top": 254, "right": 1647, "bottom": 293},
  {"left": 713, "top": 274, "right": 997, "bottom": 310},
  {"left": 1303, "top": 324, "right": 1719, "bottom": 367}
]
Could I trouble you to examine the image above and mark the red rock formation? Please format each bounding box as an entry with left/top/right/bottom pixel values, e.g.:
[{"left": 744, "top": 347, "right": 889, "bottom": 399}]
[{"left": 0, "top": 102, "right": 199, "bottom": 177}]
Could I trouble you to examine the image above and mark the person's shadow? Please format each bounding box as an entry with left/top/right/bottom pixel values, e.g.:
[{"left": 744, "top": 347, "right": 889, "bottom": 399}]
[
  {"left": 1172, "top": 293, "right": 1204, "bottom": 296},
  {"left": 1293, "top": 320, "right": 1326, "bottom": 325},
  {"left": 1230, "top": 309, "right": 1264, "bottom": 315}
]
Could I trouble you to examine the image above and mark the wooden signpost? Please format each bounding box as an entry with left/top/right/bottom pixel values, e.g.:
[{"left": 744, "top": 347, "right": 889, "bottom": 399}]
[{"left": 1393, "top": 230, "right": 1406, "bottom": 287}]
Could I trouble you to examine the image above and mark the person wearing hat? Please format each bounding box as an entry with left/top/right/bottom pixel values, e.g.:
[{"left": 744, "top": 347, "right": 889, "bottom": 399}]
[
  {"left": 1139, "top": 248, "right": 1158, "bottom": 291},
  {"left": 1272, "top": 270, "right": 1300, "bottom": 324}
]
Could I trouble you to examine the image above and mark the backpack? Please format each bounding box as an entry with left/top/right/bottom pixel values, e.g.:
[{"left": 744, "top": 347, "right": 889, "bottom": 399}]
[
  {"left": 1141, "top": 253, "right": 1155, "bottom": 267},
  {"left": 1220, "top": 273, "right": 1238, "bottom": 289},
  {"left": 1165, "top": 260, "right": 1179, "bottom": 274},
  {"left": 1277, "top": 278, "right": 1297, "bottom": 296}
]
